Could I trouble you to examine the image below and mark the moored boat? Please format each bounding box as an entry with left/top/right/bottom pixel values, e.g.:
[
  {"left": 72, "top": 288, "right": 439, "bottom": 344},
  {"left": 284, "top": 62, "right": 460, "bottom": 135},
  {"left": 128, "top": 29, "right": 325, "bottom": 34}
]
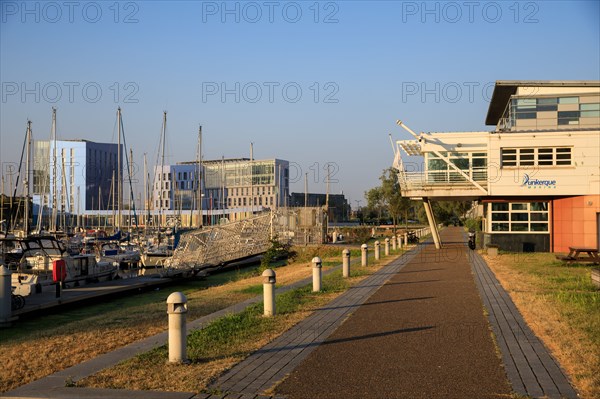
[{"left": 9, "top": 235, "right": 118, "bottom": 296}]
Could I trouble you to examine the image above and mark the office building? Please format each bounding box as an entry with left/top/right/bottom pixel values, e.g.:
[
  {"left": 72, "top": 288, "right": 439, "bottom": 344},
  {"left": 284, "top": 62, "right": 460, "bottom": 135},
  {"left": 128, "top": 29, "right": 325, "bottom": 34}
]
[{"left": 394, "top": 80, "right": 600, "bottom": 252}]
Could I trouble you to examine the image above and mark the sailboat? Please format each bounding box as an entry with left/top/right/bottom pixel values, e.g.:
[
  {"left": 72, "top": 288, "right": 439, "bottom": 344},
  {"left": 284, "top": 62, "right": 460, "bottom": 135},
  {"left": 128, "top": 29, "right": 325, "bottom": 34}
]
[{"left": 140, "top": 111, "right": 172, "bottom": 271}]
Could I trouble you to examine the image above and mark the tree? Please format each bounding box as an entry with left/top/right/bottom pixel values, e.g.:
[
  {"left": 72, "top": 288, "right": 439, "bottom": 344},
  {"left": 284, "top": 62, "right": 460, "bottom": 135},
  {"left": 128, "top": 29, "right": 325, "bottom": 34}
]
[
  {"left": 380, "top": 168, "right": 412, "bottom": 233},
  {"left": 364, "top": 168, "right": 415, "bottom": 233},
  {"left": 364, "top": 186, "right": 384, "bottom": 223}
]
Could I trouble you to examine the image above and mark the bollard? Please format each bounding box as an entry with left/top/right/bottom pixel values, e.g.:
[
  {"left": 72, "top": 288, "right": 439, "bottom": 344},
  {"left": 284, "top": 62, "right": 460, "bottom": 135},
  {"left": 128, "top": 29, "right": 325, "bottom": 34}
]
[
  {"left": 1, "top": 265, "right": 12, "bottom": 326},
  {"left": 374, "top": 241, "right": 380, "bottom": 261},
  {"left": 392, "top": 236, "right": 397, "bottom": 251},
  {"left": 166, "top": 292, "right": 188, "bottom": 364},
  {"left": 262, "top": 269, "right": 276, "bottom": 317},
  {"left": 312, "top": 256, "right": 322, "bottom": 292},
  {"left": 342, "top": 249, "right": 350, "bottom": 278},
  {"left": 332, "top": 231, "right": 338, "bottom": 244},
  {"left": 361, "top": 244, "right": 368, "bottom": 266},
  {"left": 385, "top": 238, "right": 390, "bottom": 256},
  {"left": 404, "top": 233, "right": 408, "bottom": 247},
  {"left": 397, "top": 234, "right": 402, "bottom": 249}
]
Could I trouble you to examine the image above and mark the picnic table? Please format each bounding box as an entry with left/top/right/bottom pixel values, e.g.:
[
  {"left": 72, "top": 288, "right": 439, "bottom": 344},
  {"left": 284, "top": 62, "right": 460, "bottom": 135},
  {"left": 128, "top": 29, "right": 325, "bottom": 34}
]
[{"left": 556, "top": 246, "right": 600, "bottom": 264}]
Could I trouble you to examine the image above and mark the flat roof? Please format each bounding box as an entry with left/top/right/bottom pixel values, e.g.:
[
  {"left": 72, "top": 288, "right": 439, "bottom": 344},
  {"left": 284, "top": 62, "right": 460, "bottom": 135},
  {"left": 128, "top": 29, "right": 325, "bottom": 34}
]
[{"left": 485, "top": 80, "right": 600, "bottom": 126}]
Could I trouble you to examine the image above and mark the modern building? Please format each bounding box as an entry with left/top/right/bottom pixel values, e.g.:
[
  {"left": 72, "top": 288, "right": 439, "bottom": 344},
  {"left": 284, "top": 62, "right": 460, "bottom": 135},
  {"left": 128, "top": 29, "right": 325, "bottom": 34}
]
[
  {"left": 152, "top": 158, "right": 290, "bottom": 224},
  {"left": 33, "top": 139, "right": 122, "bottom": 224},
  {"left": 394, "top": 80, "right": 600, "bottom": 252},
  {"left": 289, "top": 192, "right": 350, "bottom": 222}
]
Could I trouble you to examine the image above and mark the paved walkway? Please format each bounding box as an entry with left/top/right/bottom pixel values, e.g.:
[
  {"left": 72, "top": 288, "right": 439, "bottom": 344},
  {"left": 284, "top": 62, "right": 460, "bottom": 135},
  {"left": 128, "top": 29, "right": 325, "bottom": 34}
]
[
  {"left": 274, "top": 228, "right": 512, "bottom": 399},
  {"left": 2, "top": 228, "right": 578, "bottom": 399},
  {"left": 207, "top": 242, "right": 423, "bottom": 396}
]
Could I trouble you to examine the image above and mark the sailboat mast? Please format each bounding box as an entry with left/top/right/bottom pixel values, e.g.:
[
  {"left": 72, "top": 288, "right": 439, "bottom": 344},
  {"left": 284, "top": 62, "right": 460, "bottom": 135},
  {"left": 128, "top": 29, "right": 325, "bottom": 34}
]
[
  {"left": 250, "top": 142, "right": 254, "bottom": 215},
  {"left": 143, "top": 152, "right": 148, "bottom": 235},
  {"left": 196, "top": 125, "right": 202, "bottom": 228},
  {"left": 61, "top": 150, "right": 69, "bottom": 231},
  {"left": 111, "top": 170, "right": 115, "bottom": 227},
  {"left": 128, "top": 147, "right": 133, "bottom": 231},
  {"left": 117, "top": 107, "right": 122, "bottom": 231},
  {"left": 160, "top": 111, "right": 167, "bottom": 229},
  {"left": 51, "top": 107, "right": 57, "bottom": 232},
  {"left": 24, "top": 121, "right": 32, "bottom": 235}
]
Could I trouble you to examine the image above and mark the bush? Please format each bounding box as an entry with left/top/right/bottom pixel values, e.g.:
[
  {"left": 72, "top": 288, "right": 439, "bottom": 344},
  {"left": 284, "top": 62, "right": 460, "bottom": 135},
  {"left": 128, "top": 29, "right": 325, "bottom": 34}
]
[
  {"left": 464, "top": 217, "right": 482, "bottom": 232},
  {"left": 259, "top": 236, "right": 296, "bottom": 271}
]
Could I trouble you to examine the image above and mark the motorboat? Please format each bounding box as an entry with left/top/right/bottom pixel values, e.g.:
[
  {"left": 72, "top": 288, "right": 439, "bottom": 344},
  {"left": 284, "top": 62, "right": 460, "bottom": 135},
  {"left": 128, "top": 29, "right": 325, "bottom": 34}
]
[{"left": 9, "top": 235, "right": 118, "bottom": 296}]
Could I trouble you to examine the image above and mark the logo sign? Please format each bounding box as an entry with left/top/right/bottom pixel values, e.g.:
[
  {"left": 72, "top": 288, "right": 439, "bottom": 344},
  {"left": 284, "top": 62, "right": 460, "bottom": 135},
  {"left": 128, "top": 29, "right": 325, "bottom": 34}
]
[{"left": 522, "top": 173, "right": 556, "bottom": 189}]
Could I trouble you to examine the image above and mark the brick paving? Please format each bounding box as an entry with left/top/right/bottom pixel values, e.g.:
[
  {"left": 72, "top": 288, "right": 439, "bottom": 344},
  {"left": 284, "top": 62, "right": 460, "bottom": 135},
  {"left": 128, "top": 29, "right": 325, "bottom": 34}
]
[{"left": 469, "top": 249, "right": 578, "bottom": 398}]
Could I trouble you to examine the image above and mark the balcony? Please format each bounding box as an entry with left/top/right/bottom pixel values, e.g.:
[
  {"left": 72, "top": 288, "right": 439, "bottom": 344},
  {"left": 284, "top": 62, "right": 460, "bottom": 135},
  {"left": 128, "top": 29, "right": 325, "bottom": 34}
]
[{"left": 394, "top": 140, "right": 488, "bottom": 199}]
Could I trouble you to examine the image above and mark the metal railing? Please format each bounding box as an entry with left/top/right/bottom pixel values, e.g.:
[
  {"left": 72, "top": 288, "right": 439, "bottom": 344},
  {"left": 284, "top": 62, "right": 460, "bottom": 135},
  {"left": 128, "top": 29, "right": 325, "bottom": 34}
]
[
  {"left": 397, "top": 170, "right": 488, "bottom": 192},
  {"left": 163, "top": 207, "right": 325, "bottom": 275}
]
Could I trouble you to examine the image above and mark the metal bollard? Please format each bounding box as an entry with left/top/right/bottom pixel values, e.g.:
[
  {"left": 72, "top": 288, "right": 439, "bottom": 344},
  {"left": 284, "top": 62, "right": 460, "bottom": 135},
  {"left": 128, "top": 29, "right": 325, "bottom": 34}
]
[
  {"left": 1, "top": 265, "right": 12, "bottom": 326},
  {"left": 392, "top": 236, "right": 397, "bottom": 251},
  {"left": 385, "top": 238, "right": 390, "bottom": 256},
  {"left": 361, "top": 244, "right": 368, "bottom": 266},
  {"left": 342, "top": 249, "right": 350, "bottom": 278},
  {"left": 374, "top": 241, "right": 380, "bottom": 261},
  {"left": 166, "top": 292, "right": 188, "bottom": 364},
  {"left": 312, "top": 257, "right": 322, "bottom": 292},
  {"left": 262, "top": 269, "right": 276, "bottom": 317},
  {"left": 404, "top": 233, "right": 408, "bottom": 247},
  {"left": 332, "top": 231, "right": 338, "bottom": 243},
  {"left": 397, "top": 234, "right": 402, "bottom": 249}
]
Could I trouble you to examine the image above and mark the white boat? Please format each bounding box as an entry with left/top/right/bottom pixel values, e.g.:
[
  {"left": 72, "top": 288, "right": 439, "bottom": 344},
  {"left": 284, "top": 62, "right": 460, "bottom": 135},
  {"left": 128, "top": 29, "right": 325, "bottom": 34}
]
[{"left": 10, "top": 236, "right": 118, "bottom": 296}]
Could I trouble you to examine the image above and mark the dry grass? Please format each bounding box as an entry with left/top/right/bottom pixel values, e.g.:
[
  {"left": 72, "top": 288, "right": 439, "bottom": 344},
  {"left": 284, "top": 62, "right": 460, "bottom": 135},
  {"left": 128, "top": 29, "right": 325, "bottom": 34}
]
[
  {"left": 0, "top": 244, "right": 398, "bottom": 393},
  {"left": 483, "top": 252, "right": 599, "bottom": 399}
]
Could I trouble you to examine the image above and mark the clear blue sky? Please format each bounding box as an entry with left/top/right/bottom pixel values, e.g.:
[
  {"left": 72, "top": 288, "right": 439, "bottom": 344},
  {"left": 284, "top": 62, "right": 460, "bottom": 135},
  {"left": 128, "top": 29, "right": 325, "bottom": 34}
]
[{"left": 1, "top": 0, "right": 599, "bottom": 205}]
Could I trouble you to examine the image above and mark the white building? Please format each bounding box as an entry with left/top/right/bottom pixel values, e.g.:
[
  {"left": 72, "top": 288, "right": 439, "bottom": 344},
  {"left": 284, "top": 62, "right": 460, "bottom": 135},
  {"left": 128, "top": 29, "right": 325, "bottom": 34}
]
[
  {"left": 152, "top": 158, "right": 290, "bottom": 225},
  {"left": 394, "top": 80, "right": 600, "bottom": 252}
]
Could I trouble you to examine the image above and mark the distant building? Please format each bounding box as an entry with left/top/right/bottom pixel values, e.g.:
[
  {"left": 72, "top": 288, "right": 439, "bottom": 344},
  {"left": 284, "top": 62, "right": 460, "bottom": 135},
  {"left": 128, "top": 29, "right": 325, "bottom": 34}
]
[
  {"left": 289, "top": 192, "right": 350, "bottom": 222},
  {"left": 153, "top": 158, "right": 290, "bottom": 224},
  {"left": 32, "top": 139, "right": 122, "bottom": 218}
]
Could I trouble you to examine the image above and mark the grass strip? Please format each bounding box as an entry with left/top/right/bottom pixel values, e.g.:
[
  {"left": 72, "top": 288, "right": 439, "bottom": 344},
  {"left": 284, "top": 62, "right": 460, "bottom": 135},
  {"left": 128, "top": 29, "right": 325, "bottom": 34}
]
[{"left": 483, "top": 252, "right": 599, "bottom": 399}]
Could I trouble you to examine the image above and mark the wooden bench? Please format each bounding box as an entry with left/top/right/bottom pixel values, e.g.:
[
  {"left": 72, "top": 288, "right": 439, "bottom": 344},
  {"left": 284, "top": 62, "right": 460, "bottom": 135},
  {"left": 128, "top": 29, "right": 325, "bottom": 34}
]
[{"left": 556, "top": 246, "right": 600, "bottom": 264}]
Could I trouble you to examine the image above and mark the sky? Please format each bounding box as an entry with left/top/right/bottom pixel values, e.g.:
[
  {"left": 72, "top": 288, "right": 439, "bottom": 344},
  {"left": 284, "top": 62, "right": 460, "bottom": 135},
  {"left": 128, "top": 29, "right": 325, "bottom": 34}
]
[{"left": 1, "top": 0, "right": 599, "bottom": 207}]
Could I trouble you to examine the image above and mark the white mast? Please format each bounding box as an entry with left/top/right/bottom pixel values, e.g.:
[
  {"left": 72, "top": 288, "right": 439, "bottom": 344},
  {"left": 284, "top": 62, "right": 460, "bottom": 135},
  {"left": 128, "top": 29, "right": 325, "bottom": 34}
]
[
  {"left": 110, "top": 170, "right": 115, "bottom": 228},
  {"left": 250, "top": 142, "right": 254, "bottom": 214},
  {"left": 117, "top": 107, "right": 122, "bottom": 231},
  {"left": 160, "top": 112, "right": 167, "bottom": 229},
  {"left": 196, "top": 125, "right": 202, "bottom": 228},
  {"left": 129, "top": 147, "right": 133, "bottom": 231},
  {"left": 23, "top": 121, "right": 32, "bottom": 234},
  {"left": 61, "top": 149, "right": 69, "bottom": 231},
  {"left": 143, "top": 152, "right": 148, "bottom": 235},
  {"left": 50, "top": 108, "right": 58, "bottom": 232},
  {"left": 304, "top": 172, "right": 308, "bottom": 207}
]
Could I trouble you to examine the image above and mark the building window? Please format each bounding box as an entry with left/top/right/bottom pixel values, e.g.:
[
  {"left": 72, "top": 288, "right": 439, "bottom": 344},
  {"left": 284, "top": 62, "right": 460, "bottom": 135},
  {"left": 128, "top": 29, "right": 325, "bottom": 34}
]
[
  {"left": 501, "top": 147, "right": 572, "bottom": 167},
  {"left": 425, "top": 152, "right": 487, "bottom": 183},
  {"left": 490, "top": 202, "right": 548, "bottom": 233}
]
